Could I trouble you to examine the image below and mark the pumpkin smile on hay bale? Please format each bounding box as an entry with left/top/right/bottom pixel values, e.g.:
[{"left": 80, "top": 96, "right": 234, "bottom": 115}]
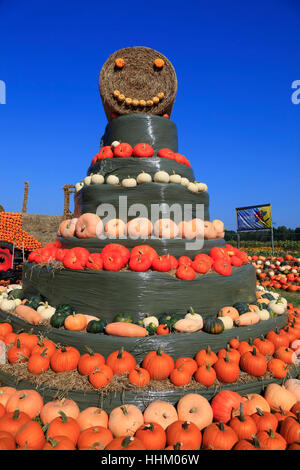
[{"left": 99, "top": 46, "right": 177, "bottom": 120}]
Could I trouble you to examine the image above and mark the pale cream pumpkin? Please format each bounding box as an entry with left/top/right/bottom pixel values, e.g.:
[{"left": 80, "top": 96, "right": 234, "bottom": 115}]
[
  {"left": 75, "top": 213, "right": 103, "bottom": 239},
  {"left": 177, "top": 394, "right": 213, "bottom": 431},
  {"left": 143, "top": 401, "right": 178, "bottom": 430},
  {"left": 108, "top": 405, "right": 144, "bottom": 437}
]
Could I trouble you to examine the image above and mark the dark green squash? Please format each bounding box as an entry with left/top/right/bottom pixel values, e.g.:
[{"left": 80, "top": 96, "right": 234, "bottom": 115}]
[
  {"left": 158, "top": 313, "right": 180, "bottom": 329},
  {"left": 25, "top": 295, "right": 44, "bottom": 310},
  {"left": 8, "top": 289, "right": 25, "bottom": 300},
  {"left": 113, "top": 313, "right": 134, "bottom": 323},
  {"left": 86, "top": 319, "right": 107, "bottom": 334},
  {"left": 261, "top": 293, "right": 275, "bottom": 301},
  {"left": 50, "top": 311, "right": 72, "bottom": 328},
  {"left": 203, "top": 317, "right": 224, "bottom": 334},
  {"left": 146, "top": 322, "right": 157, "bottom": 336},
  {"left": 55, "top": 304, "right": 74, "bottom": 316},
  {"left": 232, "top": 302, "right": 250, "bottom": 315}
]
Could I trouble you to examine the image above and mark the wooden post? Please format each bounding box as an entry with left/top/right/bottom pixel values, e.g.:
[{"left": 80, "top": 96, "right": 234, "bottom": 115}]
[
  {"left": 22, "top": 181, "right": 29, "bottom": 213},
  {"left": 62, "top": 185, "right": 76, "bottom": 218}
]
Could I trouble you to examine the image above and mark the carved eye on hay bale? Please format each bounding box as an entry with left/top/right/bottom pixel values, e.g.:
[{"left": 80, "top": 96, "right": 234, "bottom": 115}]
[{"left": 99, "top": 46, "right": 177, "bottom": 121}]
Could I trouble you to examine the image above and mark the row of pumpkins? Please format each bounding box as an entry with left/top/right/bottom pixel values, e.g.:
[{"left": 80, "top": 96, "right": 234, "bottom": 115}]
[
  {"left": 75, "top": 169, "right": 208, "bottom": 194},
  {"left": 0, "top": 284, "right": 286, "bottom": 335},
  {"left": 0, "top": 303, "right": 300, "bottom": 389},
  {"left": 56, "top": 215, "right": 225, "bottom": 240},
  {"left": 0, "top": 382, "right": 300, "bottom": 449}
]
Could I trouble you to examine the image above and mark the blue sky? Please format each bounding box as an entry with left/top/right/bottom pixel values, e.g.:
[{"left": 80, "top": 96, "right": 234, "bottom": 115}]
[{"left": 0, "top": 0, "right": 299, "bottom": 230}]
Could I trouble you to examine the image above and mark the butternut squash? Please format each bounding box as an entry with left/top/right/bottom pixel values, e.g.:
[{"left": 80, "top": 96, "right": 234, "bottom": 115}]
[
  {"left": 15, "top": 305, "right": 43, "bottom": 325},
  {"left": 234, "top": 312, "right": 260, "bottom": 327},
  {"left": 105, "top": 322, "right": 148, "bottom": 337}
]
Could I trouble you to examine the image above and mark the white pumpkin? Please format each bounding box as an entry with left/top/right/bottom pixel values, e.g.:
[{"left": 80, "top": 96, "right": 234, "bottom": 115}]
[
  {"left": 84, "top": 176, "right": 92, "bottom": 186},
  {"left": 91, "top": 174, "right": 105, "bottom": 185},
  {"left": 187, "top": 183, "right": 198, "bottom": 193},
  {"left": 256, "top": 309, "right": 270, "bottom": 321},
  {"left": 154, "top": 171, "right": 170, "bottom": 183},
  {"left": 37, "top": 302, "right": 56, "bottom": 320},
  {"left": 184, "top": 307, "right": 203, "bottom": 323},
  {"left": 268, "top": 299, "right": 286, "bottom": 315},
  {"left": 75, "top": 182, "right": 84, "bottom": 192},
  {"left": 122, "top": 177, "right": 137, "bottom": 188},
  {"left": 111, "top": 141, "right": 121, "bottom": 148},
  {"left": 106, "top": 175, "right": 120, "bottom": 185},
  {"left": 218, "top": 316, "right": 234, "bottom": 330},
  {"left": 14, "top": 299, "right": 22, "bottom": 307},
  {"left": 180, "top": 177, "right": 190, "bottom": 188},
  {"left": 142, "top": 316, "right": 159, "bottom": 328},
  {"left": 196, "top": 182, "right": 207, "bottom": 192},
  {"left": 169, "top": 172, "right": 182, "bottom": 184},
  {"left": 0, "top": 298, "right": 17, "bottom": 312},
  {"left": 137, "top": 171, "right": 152, "bottom": 184}
]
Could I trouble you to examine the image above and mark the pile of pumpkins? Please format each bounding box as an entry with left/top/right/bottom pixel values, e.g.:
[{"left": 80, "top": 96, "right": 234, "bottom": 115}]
[
  {"left": 251, "top": 254, "right": 300, "bottom": 292},
  {"left": 75, "top": 169, "right": 208, "bottom": 194},
  {"left": 0, "top": 303, "right": 300, "bottom": 391},
  {"left": 0, "top": 283, "right": 287, "bottom": 337},
  {"left": 0, "top": 383, "right": 300, "bottom": 450}
]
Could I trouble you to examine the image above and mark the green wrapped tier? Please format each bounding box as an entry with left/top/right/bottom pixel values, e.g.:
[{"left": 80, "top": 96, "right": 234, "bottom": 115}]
[
  {"left": 101, "top": 113, "right": 178, "bottom": 154},
  {"left": 74, "top": 182, "right": 209, "bottom": 221},
  {"left": 22, "top": 262, "right": 257, "bottom": 321}
]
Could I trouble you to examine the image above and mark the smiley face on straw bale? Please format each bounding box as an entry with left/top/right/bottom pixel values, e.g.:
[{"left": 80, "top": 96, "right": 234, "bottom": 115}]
[{"left": 99, "top": 46, "right": 177, "bottom": 121}]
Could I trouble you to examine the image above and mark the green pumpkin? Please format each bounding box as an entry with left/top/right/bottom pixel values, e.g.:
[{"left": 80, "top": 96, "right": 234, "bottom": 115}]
[
  {"left": 25, "top": 295, "right": 44, "bottom": 310},
  {"left": 86, "top": 319, "right": 107, "bottom": 334},
  {"left": 8, "top": 289, "right": 25, "bottom": 300},
  {"left": 262, "top": 293, "right": 275, "bottom": 301},
  {"left": 158, "top": 313, "right": 180, "bottom": 329},
  {"left": 203, "top": 318, "right": 224, "bottom": 334},
  {"left": 50, "top": 311, "right": 71, "bottom": 328},
  {"left": 113, "top": 313, "right": 134, "bottom": 323},
  {"left": 55, "top": 304, "right": 74, "bottom": 316},
  {"left": 146, "top": 322, "right": 157, "bottom": 336},
  {"left": 232, "top": 302, "right": 250, "bottom": 315}
]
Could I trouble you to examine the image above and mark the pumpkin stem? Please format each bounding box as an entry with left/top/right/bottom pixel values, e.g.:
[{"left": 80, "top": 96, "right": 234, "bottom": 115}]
[
  {"left": 58, "top": 410, "right": 68, "bottom": 423},
  {"left": 173, "top": 442, "right": 183, "bottom": 450},
  {"left": 13, "top": 409, "right": 20, "bottom": 420},
  {"left": 251, "top": 434, "right": 261, "bottom": 448},
  {"left": 182, "top": 421, "right": 190, "bottom": 430},
  {"left": 268, "top": 428, "right": 275, "bottom": 438},
  {"left": 41, "top": 347, "right": 48, "bottom": 357},
  {"left": 239, "top": 402, "right": 245, "bottom": 422},
  {"left": 121, "top": 436, "right": 134, "bottom": 448},
  {"left": 144, "top": 423, "right": 154, "bottom": 432},
  {"left": 121, "top": 406, "right": 128, "bottom": 416},
  {"left": 189, "top": 306, "right": 195, "bottom": 315},
  {"left": 207, "top": 345, "right": 212, "bottom": 354},
  {"left": 224, "top": 351, "right": 229, "bottom": 363},
  {"left": 189, "top": 407, "right": 197, "bottom": 414},
  {"left": 206, "top": 362, "right": 211, "bottom": 371},
  {"left": 85, "top": 345, "right": 94, "bottom": 356},
  {"left": 252, "top": 346, "right": 257, "bottom": 356},
  {"left": 117, "top": 347, "right": 124, "bottom": 359},
  {"left": 157, "top": 346, "right": 163, "bottom": 356},
  {"left": 218, "top": 421, "right": 225, "bottom": 432},
  {"left": 256, "top": 407, "right": 264, "bottom": 416}
]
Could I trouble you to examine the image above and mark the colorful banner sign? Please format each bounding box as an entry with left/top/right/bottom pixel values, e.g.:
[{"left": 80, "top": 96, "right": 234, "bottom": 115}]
[{"left": 236, "top": 204, "right": 272, "bottom": 231}]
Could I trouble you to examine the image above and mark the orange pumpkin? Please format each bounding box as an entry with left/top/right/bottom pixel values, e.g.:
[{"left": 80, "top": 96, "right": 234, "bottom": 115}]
[
  {"left": 75, "top": 213, "right": 103, "bottom": 239},
  {"left": 40, "top": 398, "right": 80, "bottom": 425},
  {"left": 143, "top": 401, "right": 178, "bottom": 430},
  {"left": 104, "top": 219, "right": 126, "bottom": 238},
  {"left": 153, "top": 219, "right": 178, "bottom": 239},
  {"left": 108, "top": 405, "right": 144, "bottom": 437},
  {"left": 126, "top": 217, "right": 153, "bottom": 238},
  {"left": 218, "top": 306, "right": 239, "bottom": 321},
  {"left": 77, "top": 407, "right": 108, "bottom": 431},
  {"left": 177, "top": 394, "right": 213, "bottom": 431},
  {"left": 61, "top": 217, "right": 78, "bottom": 238},
  {"left": 6, "top": 390, "right": 43, "bottom": 418},
  {"left": 64, "top": 313, "right": 87, "bottom": 331}
]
